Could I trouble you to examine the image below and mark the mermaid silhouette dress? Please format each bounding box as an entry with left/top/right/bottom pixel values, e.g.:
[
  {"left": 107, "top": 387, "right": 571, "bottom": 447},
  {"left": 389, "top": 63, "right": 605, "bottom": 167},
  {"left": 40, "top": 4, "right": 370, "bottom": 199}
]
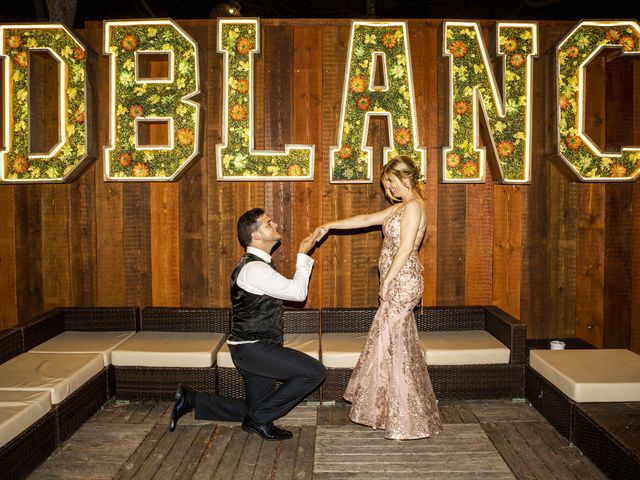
[{"left": 343, "top": 206, "right": 443, "bottom": 440}]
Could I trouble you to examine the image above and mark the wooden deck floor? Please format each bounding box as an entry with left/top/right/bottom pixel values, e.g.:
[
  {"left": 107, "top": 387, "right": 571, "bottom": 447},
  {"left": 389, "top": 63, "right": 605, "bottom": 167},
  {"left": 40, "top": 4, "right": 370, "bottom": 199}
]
[{"left": 28, "top": 400, "right": 607, "bottom": 480}]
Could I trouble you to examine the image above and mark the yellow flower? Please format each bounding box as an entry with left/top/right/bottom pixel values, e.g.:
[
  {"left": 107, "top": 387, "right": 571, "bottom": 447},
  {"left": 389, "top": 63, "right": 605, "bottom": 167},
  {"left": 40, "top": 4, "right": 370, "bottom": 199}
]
[
  {"left": 176, "top": 104, "right": 187, "bottom": 116},
  {"left": 162, "top": 43, "right": 172, "bottom": 50},
  {"left": 14, "top": 120, "right": 26, "bottom": 132},
  {"left": 61, "top": 46, "right": 73, "bottom": 58},
  {"left": 147, "top": 27, "right": 158, "bottom": 37},
  {"left": 176, "top": 78, "right": 186, "bottom": 89},
  {"left": 149, "top": 94, "right": 161, "bottom": 104},
  {"left": 364, "top": 34, "right": 376, "bottom": 44},
  {"left": 16, "top": 89, "right": 27, "bottom": 102},
  {"left": 26, "top": 37, "right": 37, "bottom": 48},
  {"left": 123, "top": 59, "right": 135, "bottom": 71},
  {"left": 67, "top": 87, "right": 77, "bottom": 99},
  {"left": 13, "top": 70, "right": 23, "bottom": 82},
  {"left": 117, "top": 104, "right": 127, "bottom": 116}
]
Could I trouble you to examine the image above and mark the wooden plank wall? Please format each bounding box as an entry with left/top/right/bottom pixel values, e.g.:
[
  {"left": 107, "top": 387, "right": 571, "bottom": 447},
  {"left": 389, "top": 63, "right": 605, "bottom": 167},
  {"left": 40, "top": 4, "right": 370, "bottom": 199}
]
[{"left": 0, "top": 19, "right": 638, "bottom": 352}]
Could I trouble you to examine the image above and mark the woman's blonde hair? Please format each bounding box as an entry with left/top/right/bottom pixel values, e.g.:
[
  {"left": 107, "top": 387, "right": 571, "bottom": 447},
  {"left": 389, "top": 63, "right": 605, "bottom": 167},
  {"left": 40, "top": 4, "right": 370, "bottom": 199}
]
[{"left": 380, "top": 155, "right": 424, "bottom": 202}]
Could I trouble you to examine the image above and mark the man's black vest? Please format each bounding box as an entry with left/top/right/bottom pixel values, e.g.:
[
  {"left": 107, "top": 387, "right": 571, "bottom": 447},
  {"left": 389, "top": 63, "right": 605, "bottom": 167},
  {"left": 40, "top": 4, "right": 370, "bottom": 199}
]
[{"left": 229, "top": 253, "right": 283, "bottom": 344}]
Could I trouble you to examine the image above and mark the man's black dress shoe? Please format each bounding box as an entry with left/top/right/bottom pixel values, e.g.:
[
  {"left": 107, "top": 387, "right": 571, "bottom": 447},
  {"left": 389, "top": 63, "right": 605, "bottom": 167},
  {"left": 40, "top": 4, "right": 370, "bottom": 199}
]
[
  {"left": 169, "top": 385, "right": 194, "bottom": 432},
  {"left": 241, "top": 418, "right": 293, "bottom": 441}
]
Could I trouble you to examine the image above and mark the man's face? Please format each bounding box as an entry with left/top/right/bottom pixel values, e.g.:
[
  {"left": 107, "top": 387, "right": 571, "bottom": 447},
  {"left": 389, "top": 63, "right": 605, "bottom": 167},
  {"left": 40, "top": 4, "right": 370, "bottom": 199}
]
[{"left": 255, "top": 214, "right": 282, "bottom": 243}]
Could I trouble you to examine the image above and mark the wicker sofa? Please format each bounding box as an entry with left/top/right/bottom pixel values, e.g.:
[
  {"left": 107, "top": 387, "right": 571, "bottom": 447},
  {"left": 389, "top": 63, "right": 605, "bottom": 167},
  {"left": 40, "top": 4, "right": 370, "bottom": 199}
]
[
  {"left": 525, "top": 341, "right": 640, "bottom": 480},
  {"left": 112, "top": 307, "right": 229, "bottom": 401},
  {"left": 320, "top": 306, "right": 526, "bottom": 401},
  {"left": 0, "top": 307, "right": 138, "bottom": 480}
]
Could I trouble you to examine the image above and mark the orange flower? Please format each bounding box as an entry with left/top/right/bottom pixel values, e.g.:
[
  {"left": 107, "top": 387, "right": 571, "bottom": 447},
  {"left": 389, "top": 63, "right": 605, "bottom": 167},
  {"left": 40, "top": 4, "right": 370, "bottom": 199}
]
[
  {"left": 129, "top": 105, "right": 144, "bottom": 118},
  {"left": 118, "top": 153, "right": 132, "bottom": 167},
  {"left": 176, "top": 128, "right": 194, "bottom": 145},
  {"left": 73, "top": 108, "right": 84, "bottom": 123},
  {"left": 502, "top": 38, "right": 518, "bottom": 52},
  {"left": 619, "top": 35, "right": 635, "bottom": 52},
  {"left": 453, "top": 101, "right": 468, "bottom": 115},
  {"left": 356, "top": 96, "right": 371, "bottom": 111},
  {"left": 609, "top": 163, "right": 627, "bottom": 177},
  {"left": 6, "top": 35, "right": 22, "bottom": 49},
  {"left": 230, "top": 104, "right": 247, "bottom": 121},
  {"left": 450, "top": 40, "right": 468, "bottom": 58},
  {"left": 461, "top": 161, "right": 478, "bottom": 177},
  {"left": 394, "top": 128, "right": 412, "bottom": 145},
  {"left": 236, "top": 37, "right": 252, "bottom": 55},
  {"left": 559, "top": 95, "right": 571, "bottom": 110},
  {"left": 382, "top": 32, "right": 397, "bottom": 49},
  {"left": 446, "top": 152, "right": 461, "bottom": 168},
  {"left": 14, "top": 51, "right": 28, "bottom": 68},
  {"left": 132, "top": 162, "right": 150, "bottom": 177},
  {"left": 287, "top": 164, "right": 303, "bottom": 176},
  {"left": 510, "top": 53, "right": 524, "bottom": 68},
  {"left": 564, "top": 134, "right": 582, "bottom": 150},
  {"left": 349, "top": 76, "right": 367, "bottom": 94},
  {"left": 605, "top": 29, "right": 621, "bottom": 43},
  {"left": 72, "top": 47, "right": 85, "bottom": 61},
  {"left": 496, "top": 141, "right": 515, "bottom": 157},
  {"left": 338, "top": 146, "right": 353, "bottom": 159},
  {"left": 12, "top": 156, "right": 29, "bottom": 174},
  {"left": 120, "top": 34, "right": 138, "bottom": 51},
  {"left": 565, "top": 45, "right": 579, "bottom": 58},
  {"left": 236, "top": 79, "right": 249, "bottom": 94}
]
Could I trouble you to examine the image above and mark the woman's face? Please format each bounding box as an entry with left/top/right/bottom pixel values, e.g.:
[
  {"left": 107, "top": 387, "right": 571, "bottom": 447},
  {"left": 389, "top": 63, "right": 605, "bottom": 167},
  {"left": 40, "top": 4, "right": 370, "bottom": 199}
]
[{"left": 382, "top": 173, "right": 410, "bottom": 200}]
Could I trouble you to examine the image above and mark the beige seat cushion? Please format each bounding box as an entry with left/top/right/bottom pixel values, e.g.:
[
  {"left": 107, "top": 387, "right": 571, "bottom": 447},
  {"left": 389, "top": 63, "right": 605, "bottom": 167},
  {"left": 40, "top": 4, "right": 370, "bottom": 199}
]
[
  {"left": 111, "top": 331, "right": 226, "bottom": 368},
  {"left": 217, "top": 334, "right": 320, "bottom": 368},
  {"left": 0, "top": 390, "right": 52, "bottom": 448},
  {"left": 321, "top": 333, "right": 368, "bottom": 368},
  {"left": 530, "top": 349, "right": 640, "bottom": 402},
  {"left": 30, "top": 331, "right": 136, "bottom": 366},
  {"left": 418, "top": 330, "right": 510, "bottom": 365},
  {"left": 0, "top": 352, "right": 104, "bottom": 404}
]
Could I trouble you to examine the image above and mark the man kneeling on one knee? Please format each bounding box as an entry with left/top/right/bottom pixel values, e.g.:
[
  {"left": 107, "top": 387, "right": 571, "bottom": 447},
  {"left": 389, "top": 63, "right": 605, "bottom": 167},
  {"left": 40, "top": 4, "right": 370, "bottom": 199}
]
[{"left": 170, "top": 208, "right": 326, "bottom": 440}]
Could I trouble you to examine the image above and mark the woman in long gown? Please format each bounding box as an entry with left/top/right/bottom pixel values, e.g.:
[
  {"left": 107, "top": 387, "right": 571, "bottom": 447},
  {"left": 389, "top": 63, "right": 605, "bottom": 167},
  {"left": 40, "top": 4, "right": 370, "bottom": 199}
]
[{"left": 315, "top": 156, "right": 443, "bottom": 440}]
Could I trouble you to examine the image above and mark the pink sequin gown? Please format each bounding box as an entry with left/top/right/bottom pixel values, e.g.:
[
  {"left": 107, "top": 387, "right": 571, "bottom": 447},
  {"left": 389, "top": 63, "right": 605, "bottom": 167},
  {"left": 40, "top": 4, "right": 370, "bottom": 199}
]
[{"left": 343, "top": 206, "right": 443, "bottom": 440}]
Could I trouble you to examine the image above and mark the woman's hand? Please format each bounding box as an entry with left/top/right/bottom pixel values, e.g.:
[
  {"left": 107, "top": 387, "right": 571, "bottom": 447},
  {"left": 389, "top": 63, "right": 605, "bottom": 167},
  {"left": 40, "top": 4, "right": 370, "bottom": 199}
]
[
  {"left": 313, "top": 224, "right": 330, "bottom": 242},
  {"left": 379, "top": 279, "right": 390, "bottom": 302}
]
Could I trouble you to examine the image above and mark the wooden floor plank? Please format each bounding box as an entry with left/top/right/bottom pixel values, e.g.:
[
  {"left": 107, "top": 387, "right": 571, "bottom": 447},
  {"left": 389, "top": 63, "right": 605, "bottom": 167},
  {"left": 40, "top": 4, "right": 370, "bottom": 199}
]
[
  {"left": 28, "top": 400, "right": 608, "bottom": 480},
  {"left": 251, "top": 433, "right": 279, "bottom": 479},
  {"left": 171, "top": 424, "right": 216, "bottom": 480},
  {"left": 230, "top": 430, "right": 262, "bottom": 479},
  {"left": 114, "top": 425, "right": 168, "bottom": 480},
  {"left": 273, "top": 427, "right": 301, "bottom": 480},
  {"left": 211, "top": 428, "right": 249, "bottom": 479},
  {"left": 191, "top": 425, "right": 234, "bottom": 480},
  {"left": 152, "top": 426, "right": 201, "bottom": 479},
  {"left": 292, "top": 425, "right": 316, "bottom": 480}
]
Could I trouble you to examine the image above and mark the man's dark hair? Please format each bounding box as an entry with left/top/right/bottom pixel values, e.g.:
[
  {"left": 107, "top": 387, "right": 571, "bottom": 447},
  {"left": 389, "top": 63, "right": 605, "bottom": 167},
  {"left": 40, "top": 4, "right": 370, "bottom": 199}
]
[{"left": 237, "top": 208, "right": 265, "bottom": 249}]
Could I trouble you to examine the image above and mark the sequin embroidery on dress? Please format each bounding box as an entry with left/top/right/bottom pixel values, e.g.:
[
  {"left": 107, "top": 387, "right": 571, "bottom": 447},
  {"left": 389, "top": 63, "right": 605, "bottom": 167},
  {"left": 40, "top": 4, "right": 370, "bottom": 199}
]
[{"left": 343, "top": 206, "right": 443, "bottom": 439}]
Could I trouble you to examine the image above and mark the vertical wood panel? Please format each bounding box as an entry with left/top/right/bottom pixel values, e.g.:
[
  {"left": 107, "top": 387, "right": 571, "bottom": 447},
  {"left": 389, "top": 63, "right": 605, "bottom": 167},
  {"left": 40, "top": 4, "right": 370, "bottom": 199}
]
[
  {"left": 178, "top": 24, "right": 209, "bottom": 307},
  {"left": 14, "top": 186, "right": 43, "bottom": 321},
  {"left": 492, "top": 186, "right": 523, "bottom": 318},
  {"left": 322, "top": 25, "right": 351, "bottom": 307},
  {"left": 263, "top": 26, "right": 294, "bottom": 281},
  {"left": 86, "top": 22, "right": 127, "bottom": 307},
  {"left": 69, "top": 163, "right": 97, "bottom": 306},
  {"left": 465, "top": 176, "right": 494, "bottom": 305},
  {"left": 41, "top": 185, "right": 71, "bottom": 310},
  {"left": 575, "top": 185, "right": 605, "bottom": 347},
  {"left": 576, "top": 53, "right": 607, "bottom": 346},
  {"left": 0, "top": 186, "right": 17, "bottom": 327},
  {"left": 410, "top": 20, "right": 438, "bottom": 307},
  {"left": 632, "top": 176, "right": 640, "bottom": 353},
  {"left": 123, "top": 185, "right": 152, "bottom": 306},
  {"left": 436, "top": 23, "right": 465, "bottom": 306},
  {"left": 293, "top": 26, "right": 323, "bottom": 308},
  {"left": 603, "top": 184, "right": 633, "bottom": 348},
  {"left": 631, "top": 61, "right": 640, "bottom": 354},
  {"left": 151, "top": 184, "right": 180, "bottom": 305}
]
